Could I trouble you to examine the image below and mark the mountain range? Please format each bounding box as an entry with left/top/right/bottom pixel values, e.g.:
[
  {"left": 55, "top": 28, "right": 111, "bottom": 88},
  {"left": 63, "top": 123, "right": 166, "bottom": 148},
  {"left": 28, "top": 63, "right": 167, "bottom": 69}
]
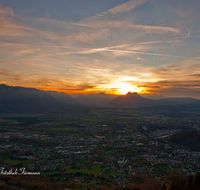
[
  {"left": 46, "top": 90, "right": 79, "bottom": 105},
  {"left": 0, "top": 84, "right": 85, "bottom": 113},
  {"left": 108, "top": 92, "right": 200, "bottom": 107},
  {"left": 0, "top": 84, "right": 200, "bottom": 113}
]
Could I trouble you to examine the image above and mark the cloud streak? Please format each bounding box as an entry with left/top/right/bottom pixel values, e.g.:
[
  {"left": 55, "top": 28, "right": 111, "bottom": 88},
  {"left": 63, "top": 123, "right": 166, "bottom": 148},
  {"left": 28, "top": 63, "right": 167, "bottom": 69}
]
[
  {"left": 0, "top": 6, "right": 14, "bottom": 16},
  {"left": 182, "top": 25, "right": 193, "bottom": 38},
  {"left": 107, "top": 0, "right": 149, "bottom": 14}
]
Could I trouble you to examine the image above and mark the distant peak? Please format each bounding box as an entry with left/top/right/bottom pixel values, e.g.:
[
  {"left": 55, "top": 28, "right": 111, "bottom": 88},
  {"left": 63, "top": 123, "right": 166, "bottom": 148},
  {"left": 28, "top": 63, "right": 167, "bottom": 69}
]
[
  {"left": 0, "top": 83, "right": 8, "bottom": 86},
  {"left": 126, "top": 92, "right": 139, "bottom": 95},
  {"left": 0, "top": 83, "right": 9, "bottom": 88}
]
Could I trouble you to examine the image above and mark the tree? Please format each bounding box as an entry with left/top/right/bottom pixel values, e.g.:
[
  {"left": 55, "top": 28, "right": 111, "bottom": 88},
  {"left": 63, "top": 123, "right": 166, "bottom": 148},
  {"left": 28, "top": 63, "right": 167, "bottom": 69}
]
[{"left": 162, "top": 183, "right": 167, "bottom": 190}]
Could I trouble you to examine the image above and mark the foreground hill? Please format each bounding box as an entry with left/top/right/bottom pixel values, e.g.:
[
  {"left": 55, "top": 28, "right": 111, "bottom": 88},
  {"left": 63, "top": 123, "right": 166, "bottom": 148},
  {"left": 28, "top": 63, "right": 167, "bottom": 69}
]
[
  {"left": 169, "top": 130, "right": 200, "bottom": 151},
  {"left": 0, "top": 84, "right": 86, "bottom": 113},
  {"left": 160, "top": 97, "right": 200, "bottom": 104},
  {"left": 138, "top": 103, "right": 200, "bottom": 113}
]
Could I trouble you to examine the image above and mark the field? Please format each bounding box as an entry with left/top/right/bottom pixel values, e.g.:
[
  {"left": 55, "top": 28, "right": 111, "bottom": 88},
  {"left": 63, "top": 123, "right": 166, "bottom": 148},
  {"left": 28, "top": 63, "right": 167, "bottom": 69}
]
[
  {"left": 65, "top": 164, "right": 103, "bottom": 175},
  {"left": 157, "top": 165, "right": 173, "bottom": 173},
  {"left": 103, "top": 170, "right": 127, "bottom": 176}
]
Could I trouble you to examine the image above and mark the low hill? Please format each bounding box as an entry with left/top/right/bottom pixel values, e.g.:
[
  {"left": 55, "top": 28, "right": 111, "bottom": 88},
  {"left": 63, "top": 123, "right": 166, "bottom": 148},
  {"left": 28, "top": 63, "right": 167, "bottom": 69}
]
[
  {"left": 138, "top": 104, "right": 200, "bottom": 112},
  {"left": 160, "top": 97, "right": 200, "bottom": 104},
  {"left": 169, "top": 130, "right": 200, "bottom": 151}
]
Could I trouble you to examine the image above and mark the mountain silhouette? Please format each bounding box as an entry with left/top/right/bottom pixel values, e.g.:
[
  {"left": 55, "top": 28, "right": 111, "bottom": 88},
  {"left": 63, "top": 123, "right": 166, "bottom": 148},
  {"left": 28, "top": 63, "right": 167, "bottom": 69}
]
[
  {"left": 108, "top": 92, "right": 200, "bottom": 107},
  {"left": 108, "top": 92, "right": 155, "bottom": 107},
  {"left": 46, "top": 90, "right": 79, "bottom": 105},
  {"left": 1, "top": 84, "right": 200, "bottom": 112},
  {"left": 0, "top": 84, "right": 86, "bottom": 113}
]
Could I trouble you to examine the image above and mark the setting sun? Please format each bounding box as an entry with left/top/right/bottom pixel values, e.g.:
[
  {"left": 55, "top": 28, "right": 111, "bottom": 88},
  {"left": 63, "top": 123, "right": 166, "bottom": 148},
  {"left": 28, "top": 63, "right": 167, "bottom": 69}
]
[
  {"left": 95, "top": 80, "right": 147, "bottom": 95},
  {"left": 114, "top": 83, "right": 146, "bottom": 95}
]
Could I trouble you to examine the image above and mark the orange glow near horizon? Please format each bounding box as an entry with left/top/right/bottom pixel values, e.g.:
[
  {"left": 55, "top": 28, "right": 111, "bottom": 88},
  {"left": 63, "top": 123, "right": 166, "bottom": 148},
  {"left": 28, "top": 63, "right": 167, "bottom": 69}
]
[
  {"left": 109, "top": 77, "right": 148, "bottom": 95},
  {"left": 11, "top": 82, "right": 149, "bottom": 95},
  {"left": 84, "top": 81, "right": 148, "bottom": 95},
  {"left": 30, "top": 78, "right": 149, "bottom": 95},
  {"left": 110, "top": 83, "right": 148, "bottom": 95}
]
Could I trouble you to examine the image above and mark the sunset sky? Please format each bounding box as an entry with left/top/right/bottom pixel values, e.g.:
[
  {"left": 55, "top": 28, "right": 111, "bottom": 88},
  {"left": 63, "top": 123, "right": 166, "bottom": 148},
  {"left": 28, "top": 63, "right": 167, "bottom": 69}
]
[{"left": 0, "top": 0, "right": 200, "bottom": 97}]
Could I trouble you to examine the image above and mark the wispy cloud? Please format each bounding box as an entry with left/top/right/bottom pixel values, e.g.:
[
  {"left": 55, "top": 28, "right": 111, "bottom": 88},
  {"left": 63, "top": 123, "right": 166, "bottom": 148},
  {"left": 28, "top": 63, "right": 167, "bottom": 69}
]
[
  {"left": 138, "top": 40, "right": 180, "bottom": 45},
  {"left": 0, "top": 6, "right": 15, "bottom": 16},
  {"left": 0, "top": 68, "right": 12, "bottom": 76},
  {"left": 25, "top": 77, "right": 97, "bottom": 93},
  {"left": 190, "top": 74, "right": 200, "bottom": 77},
  {"left": 131, "top": 24, "right": 181, "bottom": 34},
  {"left": 107, "top": 0, "right": 149, "bottom": 14},
  {"left": 0, "top": 68, "right": 20, "bottom": 80},
  {"left": 0, "top": 62, "right": 18, "bottom": 65},
  {"left": 137, "top": 80, "right": 200, "bottom": 98},
  {"left": 69, "top": 21, "right": 181, "bottom": 43},
  {"left": 0, "top": 5, "right": 34, "bottom": 36},
  {"left": 83, "top": 0, "right": 149, "bottom": 22},
  {"left": 182, "top": 25, "right": 193, "bottom": 38},
  {"left": 70, "top": 45, "right": 196, "bottom": 59}
]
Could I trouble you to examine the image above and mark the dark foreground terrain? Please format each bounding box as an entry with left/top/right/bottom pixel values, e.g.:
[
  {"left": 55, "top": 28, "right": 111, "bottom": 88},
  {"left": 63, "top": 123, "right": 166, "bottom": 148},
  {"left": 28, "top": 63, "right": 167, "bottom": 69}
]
[{"left": 0, "top": 107, "right": 200, "bottom": 189}]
